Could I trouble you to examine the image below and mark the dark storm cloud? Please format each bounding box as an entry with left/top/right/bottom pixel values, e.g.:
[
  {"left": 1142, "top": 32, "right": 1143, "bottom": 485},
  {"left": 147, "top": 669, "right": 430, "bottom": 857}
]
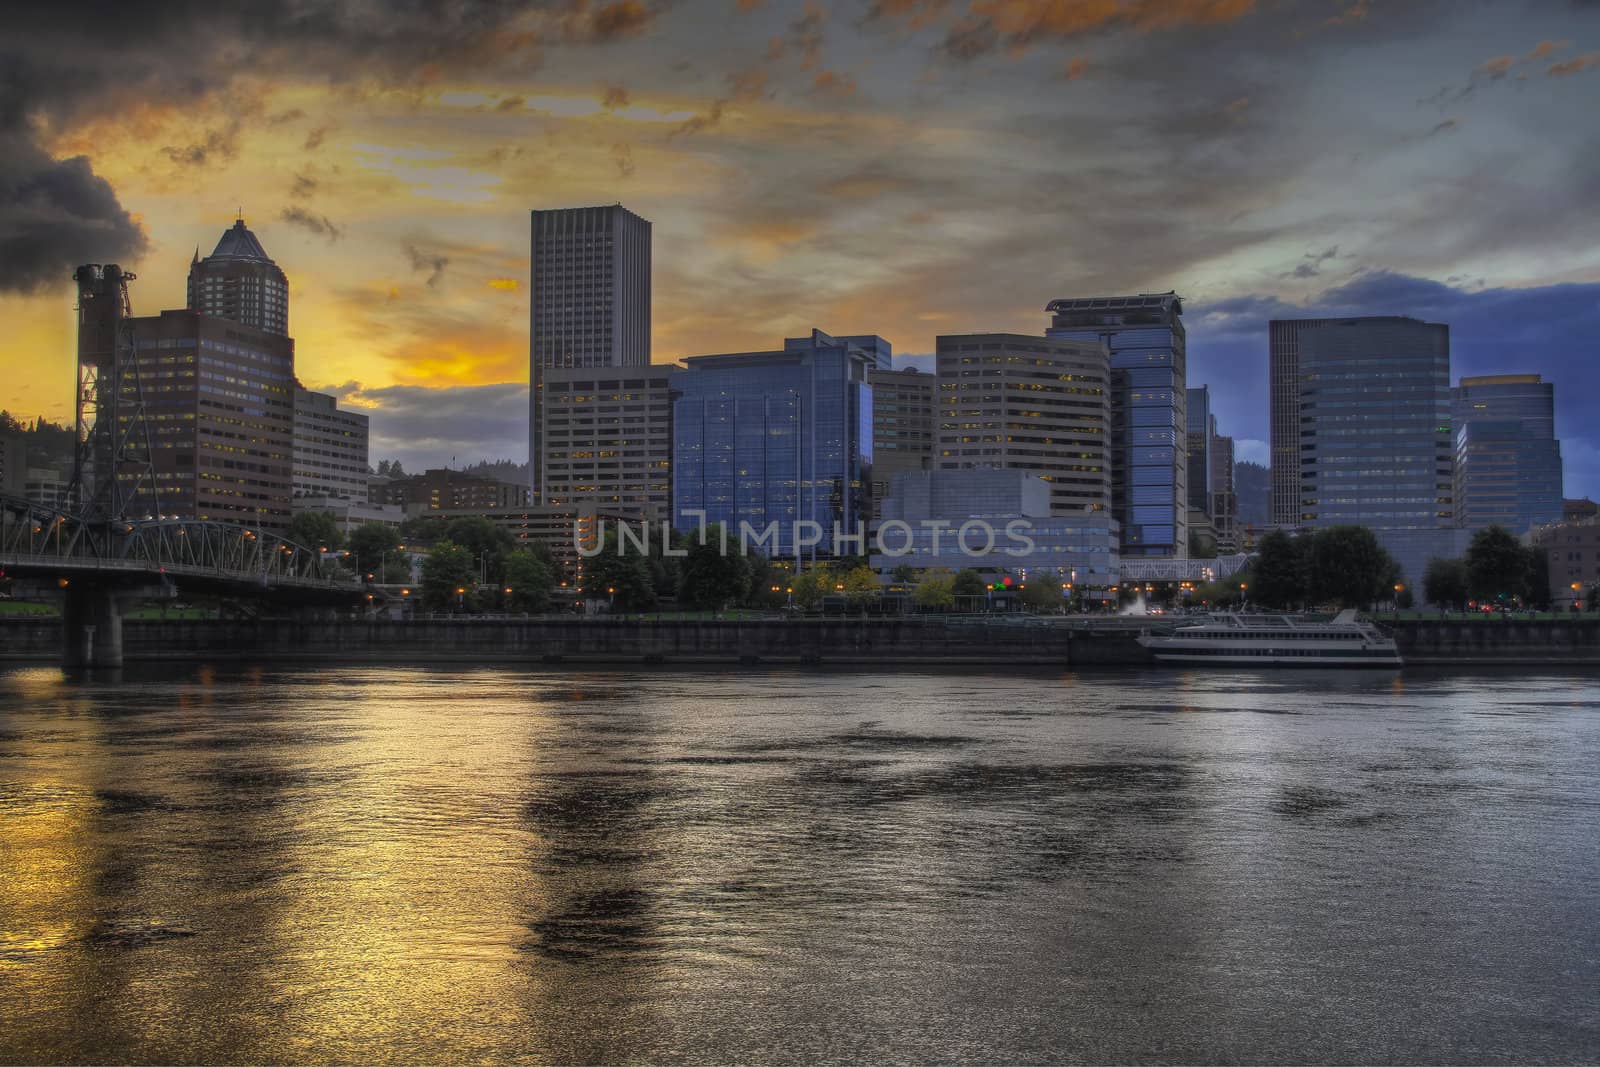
[
  {"left": 161, "top": 122, "right": 244, "bottom": 169},
  {"left": 0, "top": 0, "right": 658, "bottom": 292},
  {"left": 0, "top": 135, "right": 147, "bottom": 293},
  {"left": 325, "top": 382, "right": 529, "bottom": 470},
  {"left": 404, "top": 243, "right": 451, "bottom": 288},
  {"left": 1188, "top": 271, "right": 1600, "bottom": 495},
  {"left": 279, "top": 206, "right": 343, "bottom": 242}
]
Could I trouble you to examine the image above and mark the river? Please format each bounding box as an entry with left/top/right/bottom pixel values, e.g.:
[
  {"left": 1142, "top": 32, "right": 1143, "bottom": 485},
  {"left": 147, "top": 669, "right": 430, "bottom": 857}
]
[{"left": 1, "top": 665, "right": 1597, "bottom": 1064}]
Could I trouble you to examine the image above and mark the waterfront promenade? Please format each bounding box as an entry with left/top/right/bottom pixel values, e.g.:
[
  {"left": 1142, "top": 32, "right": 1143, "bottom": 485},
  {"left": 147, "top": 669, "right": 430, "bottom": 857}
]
[{"left": 3, "top": 614, "right": 1598, "bottom": 668}]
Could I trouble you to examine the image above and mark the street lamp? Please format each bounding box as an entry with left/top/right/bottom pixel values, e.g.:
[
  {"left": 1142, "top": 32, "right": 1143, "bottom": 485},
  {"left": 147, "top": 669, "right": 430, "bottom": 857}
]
[{"left": 456, "top": 586, "right": 465, "bottom": 613}]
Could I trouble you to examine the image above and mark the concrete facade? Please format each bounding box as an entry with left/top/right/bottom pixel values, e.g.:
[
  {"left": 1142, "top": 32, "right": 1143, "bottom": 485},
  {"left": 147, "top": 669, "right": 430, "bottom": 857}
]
[
  {"left": 537, "top": 364, "right": 675, "bottom": 519},
  {"left": 935, "top": 333, "right": 1112, "bottom": 519},
  {"left": 868, "top": 365, "right": 936, "bottom": 492},
  {"left": 529, "top": 205, "right": 652, "bottom": 501},
  {"left": 292, "top": 387, "right": 369, "bottom": 501},
  {"left": 127, "top": 309, "right": 296, "bottom": 530},
  {"left": 187, "top": 219, "right": 289, "bottom": 336}
]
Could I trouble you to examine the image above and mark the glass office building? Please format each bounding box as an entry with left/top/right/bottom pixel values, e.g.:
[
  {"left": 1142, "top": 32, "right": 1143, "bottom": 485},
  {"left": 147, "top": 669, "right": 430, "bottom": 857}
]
[
  {"left": 672, "top": 330, "right": 885, "bottom": 557},
  {"left": 1452, "top": 374, "right": 1563, "bottom": 534},
  {"left": 1046, "top": 293, "right": 1187, "bottom": 557},
  {"left": 1297, "top": 316, "right": 1457, "bottom": 584}
]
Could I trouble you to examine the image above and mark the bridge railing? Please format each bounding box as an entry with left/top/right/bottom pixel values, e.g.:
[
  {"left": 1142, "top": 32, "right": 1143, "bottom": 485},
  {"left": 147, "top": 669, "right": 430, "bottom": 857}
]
[{"left": 0, "top": 493, "right": 358, "bottom": 589}]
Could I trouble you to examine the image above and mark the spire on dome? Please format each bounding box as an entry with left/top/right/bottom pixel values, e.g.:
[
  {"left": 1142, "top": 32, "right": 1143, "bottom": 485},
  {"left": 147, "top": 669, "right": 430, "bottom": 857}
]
[{"left": 207, "top": 218, "right": 273, "bottom": 263}]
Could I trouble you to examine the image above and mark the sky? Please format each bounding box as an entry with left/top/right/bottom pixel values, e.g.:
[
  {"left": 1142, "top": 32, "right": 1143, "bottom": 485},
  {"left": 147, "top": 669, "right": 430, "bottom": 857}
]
[{"left": 2, "top": 0, "right": 1598, "bottom": 494}]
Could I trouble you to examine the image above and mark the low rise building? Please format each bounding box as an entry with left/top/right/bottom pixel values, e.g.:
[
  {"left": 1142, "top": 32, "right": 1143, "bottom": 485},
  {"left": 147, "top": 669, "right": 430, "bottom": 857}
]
[
  {"left": 291, "top": 495, "right": 407, "bottom": 533},
  {"left": 870, "top": 468, "right": 1120, "bottom": 592},
  {"left": 1533, "top": 518, "right": 1600, "bottom": 607},
  {"left": 373, "top": 468, "right": 530, "bottom": 513}
]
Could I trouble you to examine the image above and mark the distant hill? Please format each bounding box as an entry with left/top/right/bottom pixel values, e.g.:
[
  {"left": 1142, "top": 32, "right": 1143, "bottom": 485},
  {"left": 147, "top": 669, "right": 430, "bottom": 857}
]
[
  {"left": 0, "top": 410, "right": 75, "bottom": 472},
  {"left": 1235, "top": 461, "right": 1270, "bottom": 527}
]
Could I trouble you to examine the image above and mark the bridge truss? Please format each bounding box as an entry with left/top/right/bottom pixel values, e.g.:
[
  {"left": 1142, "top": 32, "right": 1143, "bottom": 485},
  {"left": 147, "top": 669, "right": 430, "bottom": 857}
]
[{"left": 0, "top": 493, "right": 352, "bottom": 591}]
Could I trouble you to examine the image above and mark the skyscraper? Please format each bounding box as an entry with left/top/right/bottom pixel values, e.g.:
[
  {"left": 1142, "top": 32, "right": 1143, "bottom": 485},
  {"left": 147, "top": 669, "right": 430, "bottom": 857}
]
[
  {"left": 1268, "top": 317, "right": 1340, "bottom": 528},
  {"left": 672, "top": 330, "right": 882, "bottom": 556},
  {"left": 188, "top": 218, "right": 289, "bottom": 335},
  {"left": 128, "top": 309, "right": 295, "bottom": 529},
  {"left": 1452, "top": 374, "right": 1563, "bottom": 534},
  {"left": 934, "top": 333, "right": 1113, "bottom": 518},
  {"left": 1046, "top": 293, "right": 1187, "bottom": 557},
  {"left": 1210, "top": 431, "right": 1237, "bottom": 553},
  {"left": 528, "top": 205, "right": 651, "bottom": 501},
  {"left": 1186, "top": 385, "right": 1212, "bottom": 516},
  {"left": 1296, "top": 316, "right": 1456, "bottom": 583}
]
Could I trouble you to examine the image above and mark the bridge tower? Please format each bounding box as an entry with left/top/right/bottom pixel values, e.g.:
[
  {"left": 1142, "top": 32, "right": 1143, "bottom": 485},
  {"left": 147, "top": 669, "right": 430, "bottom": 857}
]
[{"left": 70, "top": 264, "right": 162, "bottom": 524}]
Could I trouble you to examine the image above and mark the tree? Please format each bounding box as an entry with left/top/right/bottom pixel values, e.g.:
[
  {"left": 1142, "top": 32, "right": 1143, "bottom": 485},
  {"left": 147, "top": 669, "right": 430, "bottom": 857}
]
[
  {"left": 287, "top": 511, "right": 343, "bottom": 553},
  {"left": 502, "top": 547, "right": 555, "bottom": 613},
  {"left": 1019, "top": 578, "right": 1063, "bottom": 613},
  {"left": 1188, "top": 528, "right": 1218, "bottom": 559},
  {"left": 1422, "top": 557, "right": 1470, "bottom": 611},
  {"left": 399, "top": 515, "right": 450, "bottom": 545},
  {"left": 677, "top": 525, "right": 751, "bottom": 611},
  {"left": 840, "top": 565, "right": 881, "bottom": 607},
  {"left": 911, "top": 569, "right": 955, "bottom": 611},
  {"left": 583, "top": 530, "right": 658, "bottom": 612},
  {"left": 1466, "top": 526, "right": 1529, "bottom": 604},
  {"left": 1309, "top": 525, "right": 1396, "bottom": 609},
  {"left": 442, "top": 517, "right": 515, "bottom": 582},
  {"left": 421, "top": 540, "right": 476, "bottom": 612},
  {"left": 1251, "top": 529, "right": 1307, "bottom": 609},
  {"left": 346, "top": 523, "right": 405, "bottom": 581},
  {"left": 890, "top": 563, "right": 918, "bottom": 585},
  {"left": 791, "top": 564, "right": 834, "bottom": 609},
  {"left": 952, "top": 568, "right": 985, "bottom": 598},
  {"left": 1523, "top": 544, "right": 1551, "bottom": 610}
]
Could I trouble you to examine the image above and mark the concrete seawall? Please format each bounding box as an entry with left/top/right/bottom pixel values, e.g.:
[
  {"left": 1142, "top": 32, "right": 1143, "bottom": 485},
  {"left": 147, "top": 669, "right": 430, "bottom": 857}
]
[{"left": 2, "top": 616, "right": 1597, "bottom": 668}]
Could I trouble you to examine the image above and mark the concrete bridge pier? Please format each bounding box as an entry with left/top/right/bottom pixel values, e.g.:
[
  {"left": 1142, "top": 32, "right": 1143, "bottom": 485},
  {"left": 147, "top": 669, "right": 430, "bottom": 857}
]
[{"left": 59, "top": 580, "right": 175, "bottom": 669}]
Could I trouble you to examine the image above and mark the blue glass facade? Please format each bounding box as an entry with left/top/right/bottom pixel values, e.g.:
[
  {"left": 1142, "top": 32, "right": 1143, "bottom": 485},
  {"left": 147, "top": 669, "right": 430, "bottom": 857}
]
[
  {"left": 1452, "top": 375, "right": 1563, "bottom": 534},
  {"left": 673, "top": 331, "right": 883, "bottom": 556},
  {"left": 1046, "top": 293, "right": 1187, "bottom": 558}
]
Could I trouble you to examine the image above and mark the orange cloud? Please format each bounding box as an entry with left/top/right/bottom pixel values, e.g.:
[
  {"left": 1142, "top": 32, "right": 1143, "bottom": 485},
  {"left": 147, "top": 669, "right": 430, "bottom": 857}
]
[
  {"left": 1476, "top": 55, "right": 1515, "bottom": 79},
  {"left": 810, "top": 70, "right": 860, "bottom": 99},
  {"left": 1548, "top": 52, "right": 1600, "bottom": 77},
  {"left": 1525, "top": 40, "right": 1569, "bottom": 61},
  {"left": 967, "top": 0, "right": 1256, "bottom": 42}
]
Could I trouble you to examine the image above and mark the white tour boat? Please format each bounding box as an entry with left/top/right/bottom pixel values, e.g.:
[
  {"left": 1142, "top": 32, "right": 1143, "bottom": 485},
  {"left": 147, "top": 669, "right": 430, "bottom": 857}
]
[{"left": 1137, "top": 609, "right": 1402, "bottom": 667}]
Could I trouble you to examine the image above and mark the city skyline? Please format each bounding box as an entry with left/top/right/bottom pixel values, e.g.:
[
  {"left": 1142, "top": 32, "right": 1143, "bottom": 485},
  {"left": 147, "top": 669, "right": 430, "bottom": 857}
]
[{"left": 3, "top": 2, "right": 1599, "bottom": 495}]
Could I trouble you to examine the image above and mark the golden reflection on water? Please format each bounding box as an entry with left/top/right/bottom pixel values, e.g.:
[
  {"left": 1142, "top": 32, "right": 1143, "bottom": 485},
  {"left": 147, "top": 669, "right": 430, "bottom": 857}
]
[{"left": 1, "top": 665, "right": 1598, "bottom": 1064}]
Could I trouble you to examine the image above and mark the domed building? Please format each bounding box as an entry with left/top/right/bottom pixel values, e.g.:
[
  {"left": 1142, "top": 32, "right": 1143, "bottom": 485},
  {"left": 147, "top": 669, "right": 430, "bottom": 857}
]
[{"left": 187, "top": 218, "right": 289, "bottom": 335}]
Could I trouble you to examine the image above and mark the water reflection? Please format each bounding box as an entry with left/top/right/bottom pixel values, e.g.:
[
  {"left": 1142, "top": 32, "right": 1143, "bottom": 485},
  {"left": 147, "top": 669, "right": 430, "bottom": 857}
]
[{"left": 1, "top": 666, "right": 1598, "bottom": 1063}]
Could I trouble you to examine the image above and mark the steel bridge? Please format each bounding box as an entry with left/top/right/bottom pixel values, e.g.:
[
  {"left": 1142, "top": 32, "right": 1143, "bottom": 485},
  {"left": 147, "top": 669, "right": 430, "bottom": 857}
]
[
  {"left": 0, "top": 493, "right": 349, "bottom": 592},
  {"left": 1, "top": 493, "right": 361, "bottom": 667}
]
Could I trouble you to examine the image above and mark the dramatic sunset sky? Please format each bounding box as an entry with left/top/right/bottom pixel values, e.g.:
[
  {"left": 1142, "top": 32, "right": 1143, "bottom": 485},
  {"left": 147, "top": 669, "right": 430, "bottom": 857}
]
[{"left": 3, "top": 0, "right": 1598, "bottom": 493}]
